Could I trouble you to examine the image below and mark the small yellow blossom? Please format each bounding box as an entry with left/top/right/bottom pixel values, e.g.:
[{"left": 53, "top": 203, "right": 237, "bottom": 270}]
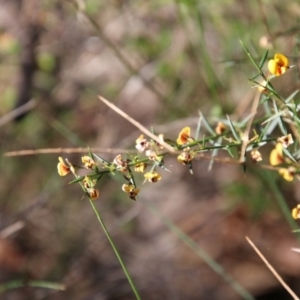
[
  {"left": 277, "top": 134, "right": 294, "bottom": 149},
  {"left": 177, "top": 127, "right": 192, "bottom": 145},
  {"left": 269, "top": 143, "right": 284, "bottom": 166},
  {"left": 87, "top": 188, "right": 100, "bottom": 200},
  {"left": 268, "top": 53, "right": 289, "bottom": 76},
  {"left": 292, "top": 204, "right": 300, "bottom": 220},
  {"left": 144, "top": 171, "right": 161, "bottom": 183},
  {"left": 83, "top": 176, "right": 97, "bottom": 188},
  {"left": 113, "top": 154, "right": 128, "bottom": 172},
  {"left": 145, "top": 149, "right": 159, "bottom": 161},
  {"left": 177, "top": 148, "right": 193, "bottom": 165},
  {"left": 215, "top": 122, "right": 226, "bottom": 135},
  {"left": 278, "top": 167, "right": 295, "bottom": 182},
  {"left": 122, "top": 184, "right": 140, "bottom": 200},
  {"left": 135, "top": 134, "right": 149, "bottom": 152},
  {"left": 251, "top": 149, "right": 263, "bottom": 163},
  {"left": 134, "top": 163, "right": 147, "bottom": 173},
  {"left": 82, "top": 156, "right": 96, "bottom": 169},
  {"left": 57, "top": 157, "right": 71, "bottom": 176}
]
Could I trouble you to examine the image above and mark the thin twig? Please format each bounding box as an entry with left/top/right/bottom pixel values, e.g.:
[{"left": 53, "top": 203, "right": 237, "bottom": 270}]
[
  {"left": 3, "top": 148, "right": 136, "bottom": 157},
  {"left": 98, "top": 95, "right": 176, "bottom": 153},
  {"left": 246, "top": 236, "right": 300, "bottom": 300},
  {"left": 239, "top": 91, "right": 261, "bottom": 163},
  {"left": 0, "top": 99, "right": 37, "bottom": 127}
]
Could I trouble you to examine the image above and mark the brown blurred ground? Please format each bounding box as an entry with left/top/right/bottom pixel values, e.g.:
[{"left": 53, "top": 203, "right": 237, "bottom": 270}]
[{"left": 1, "top": 1, "right": 300, "bottom": 300}]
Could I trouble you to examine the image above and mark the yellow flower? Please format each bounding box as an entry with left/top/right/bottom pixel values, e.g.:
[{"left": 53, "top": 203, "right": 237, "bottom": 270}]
[
  {"left": 268, "top": 53, "right": 289, "bottom": 76},
  {"left": 144, "top": 171, "right": 161, "bottom": 183},
  {"left": 134, "top": 163, "right": 147, "bottom": 173},
  {"left": 292, "top": 204, "right": 300, "bottom": 220},
  {"left": 57, "top": 157, "right": 71, "bottom": 176},
  {"left": 122, "top": 184, "right": 140, "bottom": 200},
  {"left": 82, "top": 156, "right": 96, "bottom": 169},
  {"left": 277, "top": 134, "right": 294, "bottom": 149},
  {"left": 278, "top": 167, "right": 295, "bottom": 182},
  {"left": 87, "top": 188, "right": 100, "bottom": 200},
  {"left": 177, "top": 148, "right": 193, "bottom": 165},
  {"left": 251, "top": 149, "right": 263, "bottom": 163},
  {"left": 113, "top": 154, "right": 128, "bottom": 172},
  {"left": 177, "top": 127, "right": 191, "bottom": 145},
  {"left": 83, "top": 176, "right": 97, "bottom": 188},
  {"left": 215, "top": 122, "right": 226, "bottom": 135},
  {"left": 135, "top": 134, "right": 149, "bottom": 152},
  {"left": 269, "top": 143, "right": 284, "bottom": 166},
  {"left": 145, "top": 149, "right": 159, "bottom": 161}
]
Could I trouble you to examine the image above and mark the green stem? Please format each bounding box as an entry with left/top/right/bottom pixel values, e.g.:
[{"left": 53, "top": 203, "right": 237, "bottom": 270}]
[
  {"left": 0, "top": 280, "right": 65, "bottom": 293},
  {"left": 262, "top": 172, "right": 299, "bottom": 230},
  {"left": 89, "top": 199, "right": 142, "bottom": 300}
]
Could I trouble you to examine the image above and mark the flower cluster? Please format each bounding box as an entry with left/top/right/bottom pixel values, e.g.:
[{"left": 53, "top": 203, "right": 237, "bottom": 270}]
[
  {"left": 269, "top": 134, "right": 296, "bottom": 182},
  {"left": 56, "top": 50, "right": 300, "bottom": 221}
]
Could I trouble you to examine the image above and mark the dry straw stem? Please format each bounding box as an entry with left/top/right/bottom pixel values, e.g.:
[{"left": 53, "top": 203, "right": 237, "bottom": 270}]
[
  {"left": 3, "top": 148, "right": 135, "bottom": 157},
  {"left": 0, "top": 99, "right": 37, "bottom": 127},
  {"left": 246, "top": 236, "right": 300, "bottom": 300},
  {"left": 98, "top": 95, "right": 176, "bottom": 153},
  {"left": 239, "top": 91, "right": 260, "bottom": 163}
]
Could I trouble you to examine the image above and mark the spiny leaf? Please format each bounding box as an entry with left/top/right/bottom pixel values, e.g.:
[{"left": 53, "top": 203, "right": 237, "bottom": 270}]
[
  {"left": 226, "top": 115, "right": 240, "bottom": 141},
  {"left": 259, "top": 50, "right": 269, "bottom": 69}
]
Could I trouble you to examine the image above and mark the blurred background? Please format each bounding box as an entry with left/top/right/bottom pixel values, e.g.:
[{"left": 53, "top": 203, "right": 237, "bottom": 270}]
[{"left": 1, "top": 0, "right": 300, "bottom": 299}]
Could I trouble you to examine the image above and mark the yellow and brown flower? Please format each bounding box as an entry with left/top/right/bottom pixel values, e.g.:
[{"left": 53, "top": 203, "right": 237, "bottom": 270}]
[
  {"left": 82, "top": 156, "right": 97, "bottom": 169},
  {"left": 278, "top": 167, "right": 295, "bottom": 182},
  {"left": 215, "top": 122, "right": 226, "bottom": 135},
  {"left": 268, "top": 53, "right": 290, "bottom": 76},
  {"left": 251, "top": 149, "right": 263, "bottom": 163},
  {"left": 57, "top": 157, "right": 71, "bottom": 176},
  {"left": 113, "top": 154, "right": 129, "bottom": 172},
  {"left": 134, "top": 162, "right": 147, "bottom": 173},
  {"left": 122, "top": 184, "right": 140, "bottom": 200},
  {"left": 177, "top": 148, "right": 193, "bottom": 165},
  {"left": 277, "top": 134, "right": 294, "bottom": 149},
  {"left": 144, "top": 171, "right": 161, "bottom": 183},
  {"left": 177, "top": 127, "right": 192, "bottom": 145},
  {"left": 135, "top": 134, "right": 149, "bottom": 152},
  {"left": 292, "top": 204, "right": 300, "bottom": 220},
  {"left": 269, "top": 143, "right": 284, "bottom": 166}
]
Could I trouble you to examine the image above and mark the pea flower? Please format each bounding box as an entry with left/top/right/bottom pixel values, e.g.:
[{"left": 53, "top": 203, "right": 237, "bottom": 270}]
[
  {"left": 122, "top": 184, "right": 140, "bottom": 200},
  {"left": 113, "top": 154, "right": 129, "bottom": 172},
  {"left": 278, "top": 167, "right": 295, "bottom": 182},
  {"left": 177, "top": 127, "right": 192, "bottom": 145},
  {"left": 292, "top": 204, "right": 300, "bottom": 220},
  {"left": 215, "top": 122, "right": 226, "bottom": 135},
  {"left": 145, "top": 149, "right": 159, "bottom": 161},
  {"left": 88, "top": 188, "right": 100, "bottom": 200},
  {"left": 144, "top": 171, "right": 161, "bottom": 183},
  {"left": 57, "top": 157, "right": 71, "bottom": 176},
  {"left": 134, "top": 162, "right": 147, "bottom": 173},
  {"left": 251, "top": 149, "right": 263, "bottom": 163},
  {"left": 82, "top": 156, "right": 97, "bottom": 169},
  {"left": 268, "top": 53, "right": 290, "bottom": 76},
  {"left": 136, "top": 134, "right": 149, "bottom": 152},
  {"left": 277, "top": 134, "right": 294, "bottom": 149},
  {"left": 269, "top": 143, "right": 284, "bottom": 166},
  {"left": 177, "top": 148, "right": 193, "bottom": 165}
]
